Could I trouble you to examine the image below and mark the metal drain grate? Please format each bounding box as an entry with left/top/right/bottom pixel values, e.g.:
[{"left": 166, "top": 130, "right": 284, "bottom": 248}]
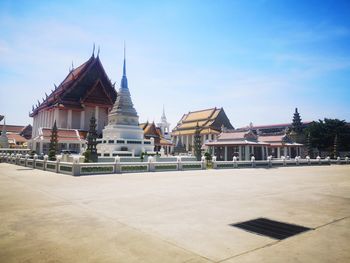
[{"left": 230, "top": 218, "right": 312, "bottom": 240}]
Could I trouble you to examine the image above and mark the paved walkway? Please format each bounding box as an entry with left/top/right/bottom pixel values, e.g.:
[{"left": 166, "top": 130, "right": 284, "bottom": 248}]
[{"left": 0, "top": 163, "right": 349, "bottom": 262}]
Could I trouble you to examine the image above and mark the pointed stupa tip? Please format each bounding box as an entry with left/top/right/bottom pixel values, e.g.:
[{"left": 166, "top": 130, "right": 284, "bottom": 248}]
[
  {"left": 120, "top": 42, "right": 128, "bottom": 90},
  {"left": 162, "top": 105, "right": 166, "bottom": 117},
  {"left": 295, "top": 107, "right": 298, "bottom": 113},
  {"left": 123, "top": 41, "right": 126, "bottom": 76},
  {"left": 2, "top": 117, "right": 6, "bottom": 131}
]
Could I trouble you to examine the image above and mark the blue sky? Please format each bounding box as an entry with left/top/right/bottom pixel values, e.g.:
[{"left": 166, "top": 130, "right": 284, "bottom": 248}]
[{"left": 0, "top": 0, "right": 349, "bottom": 128}]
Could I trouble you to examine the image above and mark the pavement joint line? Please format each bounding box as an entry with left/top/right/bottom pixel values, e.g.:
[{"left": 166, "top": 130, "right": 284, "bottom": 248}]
[
  {"left": 1, "top": 165, "right": 215, "bottom": 263},
  {"left": 215, "top": 240, "right": 280, "bottom": 263},
  {"left": 314, "top": 216, "right": 350, "bottom": 230}
]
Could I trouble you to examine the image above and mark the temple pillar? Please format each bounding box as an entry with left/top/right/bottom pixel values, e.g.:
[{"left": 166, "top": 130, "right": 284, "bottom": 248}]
[
  {"left": 284, "top": 146, "right": 288, "bottom": 157},
  {"left": 42, "top": 111, "right": 45, "bottom": 128},
  {"left": 54, "top": 108, "right": 59, "bottom": 127},
  {"left": 261, "top": 146, "right": 265, "bottom": 160},
  {"left": 80, "top": 110, "right": 85, "bottom": 130},
  {"left": 46, "top": 111, "right": 49, "bottom": 128},
  {"left": 238, "top": 146, "right": 242, "bottom": 160},
  {"left": 224, "top": 146, "right": 227, "bottom": 161},
  {"left": 39, "top": 142, "right": 43, "bottom": 154},
  {"left": 245, "top": 145, "right": 249, "bottom": 160},
  {"left": 45, "top": 111, "right": 49, "bottom": 128},
  {"left": 50, "top": 110, "right": 54, "bottom": 127},
  {"left": 186, "top": 135, "right": 189, "bottom": 151},
  {"left": 67, "top": 110, "right": 72, "bottom": 129},
  {"left": 32, "top": 118, "right": 36, "bottom": 138}
]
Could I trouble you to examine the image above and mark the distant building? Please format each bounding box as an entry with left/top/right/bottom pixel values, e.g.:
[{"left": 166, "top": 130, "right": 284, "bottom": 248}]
[
  {"left": 205, "top": 130, "right": 303, "bottom": 161},
  {"left": 140, "top": 121, "right": 173, "bottom": 154},
  {"left": 29, "top": 51, "right": 117, "bottom": 154},
  {"left": 172, "top": 107, "right": 233, "bottom": 153},
  {"left": 0, "top": 122, "right": 31, "bottom": 148},
  {"left": 258, "top": 134, "right": 303, "bottom": 158},
  {"left": 206, "top": 130, "right": 269, "bottom": 160},
  {"left": 236, "top": 122, "right": 312, "bottom": 134},
  {"left": 157, "top": 106, "right": 171, "bottom": 140}
]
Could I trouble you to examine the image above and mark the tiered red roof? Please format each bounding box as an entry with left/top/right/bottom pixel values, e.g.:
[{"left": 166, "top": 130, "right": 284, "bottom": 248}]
[
  {"left": 29, "top": 54, "right": 117, "bottom": 117},
  {"left": 41, "top": 128, "right": 82, "bottom": 141}
]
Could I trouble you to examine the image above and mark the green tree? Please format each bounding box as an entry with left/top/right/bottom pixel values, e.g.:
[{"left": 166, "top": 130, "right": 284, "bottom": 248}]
[
  {"left": 194, "top": 122, "right": 202, "bottom": 161},
  {"left": 333, "top": 134, "right": 338, "bottom": 159},
  {"left": 48, "top": 121, "right": 58, "bottom": 161},
  {"left": 305, "top": 118, "right": 350, "bottom": 155},
  {"left": 84, "top": 116, "right": 98, "bottom": 163}
]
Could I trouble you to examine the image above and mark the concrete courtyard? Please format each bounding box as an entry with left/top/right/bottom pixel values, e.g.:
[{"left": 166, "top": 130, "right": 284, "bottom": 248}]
[{"left": 0, "top": 163, "right": 349, "bottom": 263}]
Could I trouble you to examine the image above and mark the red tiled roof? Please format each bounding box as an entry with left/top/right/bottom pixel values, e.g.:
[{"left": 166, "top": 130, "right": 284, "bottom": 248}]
[
  {"left": 0, "top": 125, "right": 26, "bottom": 133},
  {"left": 258, "top": 135, "right": 285, "bottom": 142},
  {"left": 41, "top": 128, "right": 81, "bottom": 141},
  {"left": 218, "top": 131, "right": 256, "bottom": 140},
  {"left": 7, "top": 133, "right": 27, "bottom": 143},
  {"left": 30, "top": 55, "right": 116, "bottom": 117}
]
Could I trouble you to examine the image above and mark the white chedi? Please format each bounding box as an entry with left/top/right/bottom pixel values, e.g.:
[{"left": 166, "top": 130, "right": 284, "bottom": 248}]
[{"left": 97, "top": 50, "right": 154, "bottom": 157}]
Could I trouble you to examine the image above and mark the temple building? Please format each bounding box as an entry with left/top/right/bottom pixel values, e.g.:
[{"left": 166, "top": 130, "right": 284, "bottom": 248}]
[
  {"left": 29, "top": 50, "right": 117, "bottom": 154},
  {"left": 0, "top": 122, "right": 32, "bottom": 148},
  {"left": 157, "top": 106, "right": 171, "bottom": 140},
  {"left": 140, "top": 121, "right": 173, "bottom": 154},
  {"left": 206, "top": 130, "right": 270, "bottom": 160},
  {"left": 205, "top": 130, "right": 303, "bottom": 161},
  {"left": 172, "top": 107, "right": 233, "bottom": 153},
  {"left": 96, "top": 49, "right": 154, "bottom": 157},
  {"left": 258, "top": 134, "right": 303, "bottom": 158}
]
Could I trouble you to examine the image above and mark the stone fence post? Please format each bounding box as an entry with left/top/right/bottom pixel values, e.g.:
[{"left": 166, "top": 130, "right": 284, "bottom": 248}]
[
  {"left": 43, "top": 155, "right": 48, "bottom": 170},
  {"left": 316, "top": 156, "right": 321, "bottom": 165},
  {"left": 201, "top": 155, "right": 206, "bottom": 169},
  {"left": 177, "top": 156, "right": 182, "bottom": 171},
  {"left": 212, "top": 156, "right": 217, "bottom": 169},
  {"left": 149, "top": 156, "right": 155, "bottom": 172},
  {"left": 251, "top": 156, "right": 256, "bottom": 168},
  {"left": 233, "top": 156, "right": 238, "bottom": 168},
  {"left": 25, "top": 154, "right": 29, "bottom": 167},
  {"left": 33, "top": 154, "right": 38, "bottom": 168},
  {"left": 345, "top": 157, "right": 349, "bottom": 164},
  {"left": 115, "top": 155, "right": 121, "bottom": 173},
  {"left": 56, "top": 156, "right": 61, "bottom": 173},
  {"left": 72, "top": 156, "right": 80, "bottom": 176},
  {"left": 336, "top": 156, "right": 341, "bottom": 164},
  {"left": 281, "top": 156, "right": 286, "bottom": 166},
  {"left": 267, "top": 156, "right": 272, "bottom": 168},
  {"left": 295, "top": 156, "right": 299, "bottom": 166},
  {"left": 306, "top": 156, "right": 310, "bottom": 165}
]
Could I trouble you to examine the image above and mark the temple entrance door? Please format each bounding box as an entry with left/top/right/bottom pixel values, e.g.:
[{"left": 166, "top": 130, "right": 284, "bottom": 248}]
[
  {"left": 291, "top": 147, "right": 297, "bottom": 158},
  {"left": 254, "top": 147, "right": 263, "bottom": 160},
  {"left": 214, "top": 147, "right": 225, "bottom": 161}
]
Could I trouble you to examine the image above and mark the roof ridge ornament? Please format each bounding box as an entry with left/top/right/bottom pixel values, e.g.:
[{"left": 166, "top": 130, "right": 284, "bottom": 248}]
[{"left": 92, "top": 43, "right": 95, "bottom": 57}]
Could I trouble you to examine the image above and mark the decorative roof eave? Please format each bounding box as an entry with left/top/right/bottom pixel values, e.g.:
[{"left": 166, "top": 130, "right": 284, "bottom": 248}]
[
  {"left": 80, "top": 79, "right": 114, "bottom": 106},
  {"left": 30, "top": 55, "right": 116, "bottom": 117}
]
